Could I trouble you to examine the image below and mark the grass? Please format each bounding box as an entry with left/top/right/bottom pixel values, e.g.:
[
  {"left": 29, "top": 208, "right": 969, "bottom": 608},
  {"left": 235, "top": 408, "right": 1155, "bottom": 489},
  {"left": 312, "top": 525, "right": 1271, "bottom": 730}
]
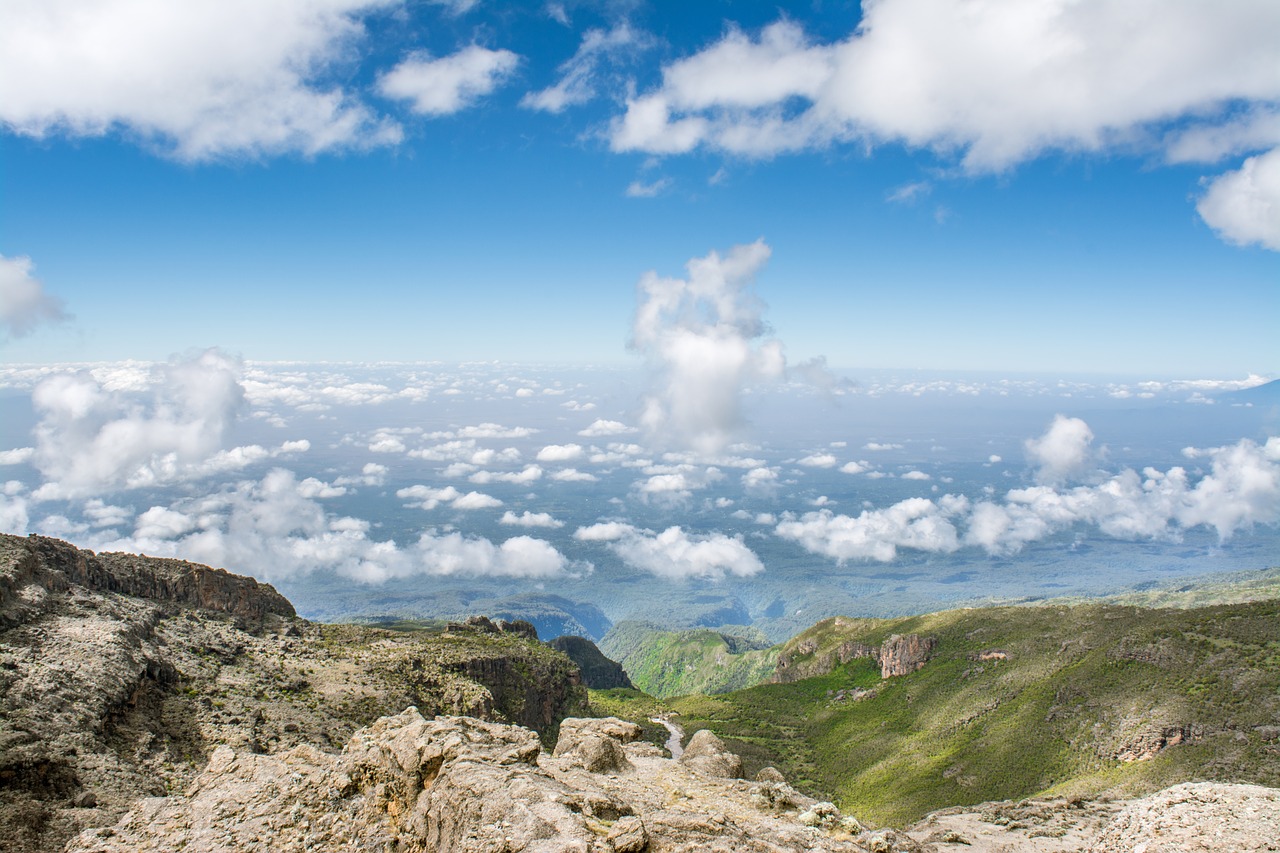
[{"left": 660, "top": 598, "right": 1280, "bottom": 827}]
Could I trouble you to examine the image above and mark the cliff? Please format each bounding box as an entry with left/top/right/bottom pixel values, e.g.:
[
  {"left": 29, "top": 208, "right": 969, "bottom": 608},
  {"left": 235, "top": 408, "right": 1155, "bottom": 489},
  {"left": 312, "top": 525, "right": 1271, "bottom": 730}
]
[
  {"left": 0, "top": 533, "right": 586, "bottom": 853},
  {"left": 549, "top": 634, "right": 634, "bottom": 690}
]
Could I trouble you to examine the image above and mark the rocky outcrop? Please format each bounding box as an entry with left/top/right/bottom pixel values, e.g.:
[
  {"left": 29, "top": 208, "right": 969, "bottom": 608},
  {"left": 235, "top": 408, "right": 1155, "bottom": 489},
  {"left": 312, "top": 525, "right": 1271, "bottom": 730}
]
[
  {"left": 679, "top": 728, "right": 745, "bottom": 779},
  {"left": 0, "top": 533, "right": 586, "bottom": 853},
  {"left": 773, "top": 630, "right": 935, "bottom": 683},
  {"left": 878, "top": 634, "right": 936, "bottom": 678},
  {"left": 550, "top": 635, "right": 634, "bottom": 690},
  {"left": 905, "top": 783, "right": 1280, "bottom": 852},
  {"left": 68, "top": 708, "right": 910, "bottom": 853},
  {"left": 2, "top": 534, "right": 294, "bottom": 627}
]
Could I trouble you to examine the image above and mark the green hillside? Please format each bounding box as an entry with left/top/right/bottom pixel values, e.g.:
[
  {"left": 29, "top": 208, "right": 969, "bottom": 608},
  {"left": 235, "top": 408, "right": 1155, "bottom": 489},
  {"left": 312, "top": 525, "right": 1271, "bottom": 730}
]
[
  {"left": 655, "top": 598, "right": 1280, "bottom": 827},
  {"left": 599, "top": 621, "right": 779, "bottom": 699}
]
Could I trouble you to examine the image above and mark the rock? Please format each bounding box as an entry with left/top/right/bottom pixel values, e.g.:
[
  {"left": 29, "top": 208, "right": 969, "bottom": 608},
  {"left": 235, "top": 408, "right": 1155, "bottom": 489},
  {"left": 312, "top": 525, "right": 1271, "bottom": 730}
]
[
  {"left": 756, "top": 766, "right": 786, "bottom": 783},
  {"left": 607, "top": 815, "right": 649, "bottom": 852},
  {"left": 679, "top": 729, "right": 744, "bottom": 779},
  {"left": 0, "top": 533, "right": 586, "bottom": 853},
  {"left": 878, "top": 634, "right": 936, "bottom": 679},
  {"left": 67, "top": 709, "right": 871, "bottom": 853},
  {"left": 1090, "top": 782, "right": 1280, "bottom": 852},
  {"left": 497, "top": 619, "right": 539, "bottom": 640},
  {"left": 554, "top": 717, "right": 641, "bottom": 774},
  {"left": 73, "top": 792, "right": 97, "bottom": 808}
]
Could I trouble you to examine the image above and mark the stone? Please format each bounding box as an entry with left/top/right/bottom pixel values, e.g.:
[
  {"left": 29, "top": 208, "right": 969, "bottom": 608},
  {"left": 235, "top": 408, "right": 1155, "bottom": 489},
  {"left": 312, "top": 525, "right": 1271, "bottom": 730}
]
[
  {"left": 756, "top": 766, "right": 786, "bottom": 783},
  {"left": 607, "top": 815, "right": 648, "bottom": 852},
  {"left": 554, "top": 717, "right": 641, "bottom": 774},
  {"left": 679, "top": 729, "right": 744, "bottom": 779}
]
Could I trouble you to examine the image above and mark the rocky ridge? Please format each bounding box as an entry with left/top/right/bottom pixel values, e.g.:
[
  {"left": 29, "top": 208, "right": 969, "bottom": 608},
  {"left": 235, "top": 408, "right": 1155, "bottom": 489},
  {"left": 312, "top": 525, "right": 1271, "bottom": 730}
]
[
  {"left": 67, "top": 709, "right": 1280, "bottom": 853},
  {"left": 0, "top": 533, "right": 586, "bottom": 853},
  {"left": 774, "top": 626, "right": 937, "bottom": 683}
]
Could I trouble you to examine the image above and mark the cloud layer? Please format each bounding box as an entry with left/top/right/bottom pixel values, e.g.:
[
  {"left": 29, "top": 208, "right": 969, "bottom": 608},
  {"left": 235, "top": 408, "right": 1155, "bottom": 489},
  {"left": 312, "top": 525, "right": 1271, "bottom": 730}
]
[{"left": 631, "top": 241, "right": 787, "bottom": 453}]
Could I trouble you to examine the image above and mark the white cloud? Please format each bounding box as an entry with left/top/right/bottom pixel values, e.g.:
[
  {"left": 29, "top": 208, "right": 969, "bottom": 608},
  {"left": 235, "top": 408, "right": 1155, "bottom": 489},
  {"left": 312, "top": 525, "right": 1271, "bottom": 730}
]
[
  {"left": 28, "top": 349, "right": 257, "bottom": 499},
  {"left": 840, "top": 460, "right": 869, "bottom": 474},
  {"left": 451, "top": 490, "right": 503, "bottom": 510},
  {"left": 864, "top": 442, "right": 902, "bottom": 451},
  {"left": 469, "top": 464, "right": 543, "bottom": 485},
  {"left": 0, "top": 255, "right": 67, "bottom": 340},
  {"left": 607, "top": 3, "right": 1280, "bottom": 250},
  {"left": 0, "top": 448, "right": 35, "bottom": 465},
  {"left": 0, "top": 493, "right": 29, "bottom": 534},
  {"left": 796, "top": 453, "right": 837, "bottom": 468},
  {"left": 573, "top": 521, "right": 635, "bottom": 541},
  {"left": 902, "top": 470, "right": 931, "bottom": 481},
  {"left": 550, "top": 468, "right": 598, "bottom": 482},
  {"left": 297, "top": 477, "right": 346, "bottom": 499},
  {"left": 741, "top": 466, "right": 779, "bottom": 494},
  {"left": 0, "top": 0, "right": 403, "bottom": 161},
  {"left": 578, "top": 419, "right": 634, "bottom": 437},
  {"left": 776, "top": 498, "right": 962, "bottom": 562},
  {"left": 1025, "top": 414, "right": 1097, "bottom": 485},
  {"left": 500, "top": 510, "right": 564, "bottom": 528},
  {"left": 378, "top": 46, "right": 519, "bottom": 116},
  {"left": 609, "top": 525, "right": 765, "bottom": 581},
  {"left": 536, "top": 443, "right": 585, "bottom": 462},
  {"left": 632, "top": 241, "right": 789, "bottom": 453},
  {"left": 98, "top": 468, "right": 579, "bottom": 583},
  {"left": 397, "top": 484, "right": 462, "bottom": 510},
  {"left": 457, "top": 423, "right": 537, "bottom": 439},
  {"left": 1197, "top": 147, "right": 1280, "bottom": 251},
  {"left": 522, "top": 22, "right": 648, "bottom": 113},
  {"left": 610, "top": 5, "right": 1280, "bottom": 169}
]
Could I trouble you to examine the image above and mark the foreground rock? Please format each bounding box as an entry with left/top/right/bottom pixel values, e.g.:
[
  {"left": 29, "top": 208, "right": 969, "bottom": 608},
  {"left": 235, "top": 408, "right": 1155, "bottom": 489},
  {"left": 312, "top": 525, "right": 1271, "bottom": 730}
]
[
  {"left": 905, "top": 783, "right": 1280, "bottom": 852},
  {"left": 0, "top": 533, "right": 586, "bottom": 853},
  {"left": 69, "top": 709, "right": 913, "bottom": 853}
]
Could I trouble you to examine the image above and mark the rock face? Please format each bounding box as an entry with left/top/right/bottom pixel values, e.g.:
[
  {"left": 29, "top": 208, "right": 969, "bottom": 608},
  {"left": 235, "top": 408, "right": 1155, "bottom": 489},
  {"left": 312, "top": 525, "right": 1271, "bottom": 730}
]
[
  {"left": 773, "top": 629, "right": 936, "bottom": 684},
  {"left": 904, "top": 783, "right": 1280, "bottom": 852},
  {"left": 550, "top": 635, "right": 634, "bottom": 690},
  {"left": 0, "top": 533, "right": 586, "bottom": 853},
  {"left": 68, "top": 708, "right": 907, "bottom": 853},
  {"left": 679, "top": 729, "right": 745, "bottom": 779}
]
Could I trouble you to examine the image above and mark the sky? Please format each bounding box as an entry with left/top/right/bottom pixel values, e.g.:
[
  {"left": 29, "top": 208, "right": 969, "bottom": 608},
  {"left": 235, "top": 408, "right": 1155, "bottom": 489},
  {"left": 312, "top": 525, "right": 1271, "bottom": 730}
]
[
  {"left": 1, "top": 1, "right": 1279, "bottom": 633},
  {"left": 0, "top": 0, "right": 1277, "bottom": 375}
]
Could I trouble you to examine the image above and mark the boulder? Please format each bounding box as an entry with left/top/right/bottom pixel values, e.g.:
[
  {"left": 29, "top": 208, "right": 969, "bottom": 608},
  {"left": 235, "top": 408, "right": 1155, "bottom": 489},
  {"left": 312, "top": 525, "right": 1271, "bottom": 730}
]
[{"left": 679, "top": 729, "right": 744, "bottom": 779}]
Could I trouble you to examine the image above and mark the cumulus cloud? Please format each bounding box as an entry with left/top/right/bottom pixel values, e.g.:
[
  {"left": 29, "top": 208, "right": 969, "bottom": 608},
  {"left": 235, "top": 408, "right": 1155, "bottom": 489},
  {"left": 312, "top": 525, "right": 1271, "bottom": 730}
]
[
  {"left": 0, "top": 448, "right": 35, "bottom": 465},
  {"left": 777, "top": 498, "right": 962, "bottom": 562},
  {"left": 0, "top": 254, "right": 67, "bottom": 340},
  {"left": 536, "top": 443, "right": 585, "bottom": 462},
  {"left": 607, "top": 3, "right": 1280, "bottom": 250},
  {"left": 574, "top": 521, "right": 763, "bottom": 581},
  {"left": 778, "top": 426, "right": 1280, "bottom": 562},
  {"left": 0, "top": 0, "right": 402, "bottom": 161},
  {"left": 451, "top": 490, "right": 503, "bottom": 510},
  {"left": 469, "top": 464, "right": 543, "bottom": 485},
  {"left": 741, "top": 466, "right": 780, "bottom": 495},
  {"left": 397, "top": 484, "right": 462, "bottom": 510},
  {"left": 500, "top": 510, "right": 564, "bottom": 528},
  {"left": 26, "top": 349, "right": 282, "bottom": 499},
  {"left": 99, "top": 468, "right": 578, "bottom": 583},
  {"left": 378, "top": 45, "right": 519, "bottom": 115},
  {"left": 578, "top": 419, "right": 634, "bottom": 437},
  {"left": 610, "top": 6, "right": 1280, "bottom": 167},
  {"left": 632, "top": 241, "right": 790, "bottom": 453},
  {"left": 550, "top": 468, "right": 598, "bottom": 482},
  {"left": 1197, "top": 147, "right": 1280, "bottom": 251},
  {"left": 1025, "top": 415, "right": 1097, "bottom": 485},
  {"left": 796, "top": 453, "right": 837, "bottom": 468}
]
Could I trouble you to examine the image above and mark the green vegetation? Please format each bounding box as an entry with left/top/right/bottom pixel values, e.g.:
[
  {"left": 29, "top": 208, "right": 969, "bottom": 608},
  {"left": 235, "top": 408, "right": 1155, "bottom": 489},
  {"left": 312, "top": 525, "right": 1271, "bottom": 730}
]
[
  {"left": 599, "top": 621, "right": 779, "bottom": 699},
  {"left": 663, "top": 599, "right": 1280, "bottom": 827},
  {"left": 586, "top": 687, "right": 673, "bottom": 748}
]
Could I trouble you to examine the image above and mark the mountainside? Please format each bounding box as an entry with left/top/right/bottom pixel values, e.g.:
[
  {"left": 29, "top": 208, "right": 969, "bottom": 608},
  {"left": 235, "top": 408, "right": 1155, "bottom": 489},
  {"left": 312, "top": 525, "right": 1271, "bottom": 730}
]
[
  {"left": 664, "top": 599, "right": 1280, "bottom": 826},
  {"left": 0, "top": 533, "right": 587, "bottom": 853},
  {"left": 599, "top": 620, "right": 778, "bottom": 699}
]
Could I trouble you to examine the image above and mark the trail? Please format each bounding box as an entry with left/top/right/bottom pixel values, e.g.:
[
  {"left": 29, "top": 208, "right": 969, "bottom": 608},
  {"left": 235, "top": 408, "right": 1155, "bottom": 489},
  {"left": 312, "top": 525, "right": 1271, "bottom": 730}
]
[{"left": 649, "top": 716, "right": 685, "bottom": 759}]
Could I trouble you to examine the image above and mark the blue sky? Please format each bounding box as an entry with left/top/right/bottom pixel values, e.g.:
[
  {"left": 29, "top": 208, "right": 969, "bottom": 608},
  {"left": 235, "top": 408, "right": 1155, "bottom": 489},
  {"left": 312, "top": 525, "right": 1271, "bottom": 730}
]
[{"left": 2, "top": 0, "right": 1278, "bottom": 374}]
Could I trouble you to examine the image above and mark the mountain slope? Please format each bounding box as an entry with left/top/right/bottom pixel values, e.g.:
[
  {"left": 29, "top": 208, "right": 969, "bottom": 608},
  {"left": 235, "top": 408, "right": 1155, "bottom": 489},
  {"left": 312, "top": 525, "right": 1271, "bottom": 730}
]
[{"left": 668, "top": 599, "right": 1280, "bottom": 826}]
